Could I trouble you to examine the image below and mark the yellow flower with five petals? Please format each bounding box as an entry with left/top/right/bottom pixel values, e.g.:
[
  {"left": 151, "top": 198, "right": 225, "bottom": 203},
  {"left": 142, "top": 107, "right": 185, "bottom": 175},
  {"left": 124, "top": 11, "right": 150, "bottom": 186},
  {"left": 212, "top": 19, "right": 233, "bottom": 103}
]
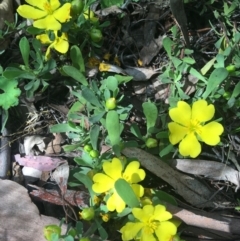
[
  {"left": 120, "top": 204, "right": 177, "bottom": 241},
  {"left": 36, "top": 31, "right": 69, "bottom": 59},
  {"left": 92, "top": 158, "right": 145, "bottom": 213},
  {"left": 168, "top": 99, "right": 224, "bottom": 158},
  {"left": 17, "top": 0, "right": 71, "bottom": 30}
]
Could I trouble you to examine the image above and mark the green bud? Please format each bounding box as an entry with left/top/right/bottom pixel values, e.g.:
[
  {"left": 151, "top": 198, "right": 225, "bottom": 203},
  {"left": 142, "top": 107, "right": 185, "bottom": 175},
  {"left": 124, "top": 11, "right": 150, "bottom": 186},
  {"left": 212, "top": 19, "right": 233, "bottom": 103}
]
[
  {"left": 226, "top": 65, "right": 236, "bottom": 73},
  {"left": 79, "top": 238, "right": 91, "bottom": 241},
  {"left": 84, "top": 144, "right": 93, "bottom": 153},
  {"left": 44, "top": 225, "right": 61, "bottom": 241},
  {"left": 105, "top": 98, "right": 117, "bottom": 110},
  {"left": 145, "top": 138, "right": 158, "bottom": 148},
  {"left": 71, "top": 0, "right": 84, "bottom": 16},
  {"left": 89, "top": 150, "right": 99, "bottom": 158},
  {"left": 80, "top": 207, "right": 95, "bottom": 221}
]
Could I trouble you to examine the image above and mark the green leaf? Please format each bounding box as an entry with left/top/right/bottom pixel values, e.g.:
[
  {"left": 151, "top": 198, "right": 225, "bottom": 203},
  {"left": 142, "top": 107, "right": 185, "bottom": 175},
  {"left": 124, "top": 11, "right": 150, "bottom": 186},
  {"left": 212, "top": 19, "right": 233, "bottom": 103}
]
[
  {"left": 27, "top": 26, "right": 44, "bottom": 35},
  {"left": 89, "top": 111, "right": 106, "bottom": 123},
  {"left": 114, "top": 74, "right": 132, "bottom": 84},
  {"left": 101, "top": 0, "right": 123, "bottom": 8},
  {"left": 70, "top": 45, "right": 85, "bottom": 73},
  {"left": 74, "top": 151, "right": 95, "bottom": 167},
  {"left": 202, "top": 68, "right": 229, "bottom": 99},
  {"left": 159, "top": 144, "right": 174, "bottom": 157},
  {"left": 189, "top": 67, "right": 207, "bottom": 83},
  {"left": 63, "top": 144, "right": 81, "bottom": 152},
  {"left": 106, "top": 76, "right": 118, "bottom": 92},
  {"left": 182, "top": 57, "right": 195, "bottom": 65},
  {"left": 62, "top": 65, "right": 87, "bottom": 86},
  {"left": 200, "top": 57, "right": 216, "bottom": 75},
  {"left": 74, "top": 172, "right": 95, "bottom": 197},
  {"left": 163, "top": 37, "right": 173, "bottom": 57},
  {"left": 19, "top": 37, "right": 30, "bottom": 68},
  {"left": 0, "top": 77, "right": 21, "bottom": 110},
  {"left": 50, "top": 123, "right": 77, "bottom": 133},
  {"left": 106, "top": 110, "right": 121, "bottom": 147},
  {"left": 81, "top": 87, "right": 102, "bottom": 108},
  {"left": 232, "top": 81, "right": 240, "bottom": 98},
  {"left": 142, "top": 102, "right": 158, "bottom": 133},
  {"left": 90, "top": 125, "right": 100, "bottom": 150},
  {"left": 114, "top": 179, "right": 140, "bottom": 208},
  {"left": 154, "top": 190, "right": 178, "bottom": 206},
  {"left": 3, "top": 67, "right": 35, "bottom": 79},
  {"left": 130, "top": 123, "right": 143, "bottom": 139},
  {"left": 95, "top": 219, "right": 108, "bottom": 240}
]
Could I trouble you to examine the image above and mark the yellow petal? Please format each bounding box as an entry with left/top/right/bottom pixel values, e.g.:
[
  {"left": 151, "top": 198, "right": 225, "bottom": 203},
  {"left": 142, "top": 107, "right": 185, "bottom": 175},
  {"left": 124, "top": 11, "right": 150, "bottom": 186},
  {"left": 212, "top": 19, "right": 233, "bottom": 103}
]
[
  {"left": 142, "top": 230, "right": 157, "bottom": 241},
  {"left": 123, "top": 161, "right": 146, "bottom": 183},
  {"left": 120, "top": 222, "right": 144, "bottom": 241},
  {"left": 103, "top": 158, "right": 122, "bottom": 180},
  {"left": 132, "top": 184, "right": 144, "bottom": 197},
  {"left": 192, "top": 99, "right": 215, "bottom": 122},
  {"left": 36, "top": 34, "right": 51, "bottom": 44},
  {"left": 34, "top": 15, "right": 62, "bottom": 30},
  {"left": 53, "top": 3, "right": 71, "bottom": 23},
  {"left": 92, "top": 173, "right": 114, "bottom": 193},
  {"left": 107, "top": 192, "right": 125, "bottom": 212},
  {"left": 49, "top": 0, "right": 61, "bottom": 11},
  {"left": 45, "top": 45, "right": 52, "bottom": 60},
  {"left": 17, "top": 5, "right": 47, "bottom": 19},
  {"left": 25, "top": 0, "right": 47, "bottom": 9},
  {"left": 53, "top": 35, "right": 69, "bottom": 53},
  {"left": 179, "top": 133, "right": 201, "bottom": 158},
  {"left": 155, "top": 221, "right": 177, "bottom": 241},
  {"left": 168, "top": 122, "right": 188, "bottom": 145},
  {"left": 153, "top": 205, "right": 172, "bottom": 222},
  {"left": 169, "top": 101, "right": 191, "bottom": 126},
  {"left": 132, "top": 205, "right": 152, "bottom": 222},
  {"left": 200, "top": 121, "right": 224, "bottom": 145}
]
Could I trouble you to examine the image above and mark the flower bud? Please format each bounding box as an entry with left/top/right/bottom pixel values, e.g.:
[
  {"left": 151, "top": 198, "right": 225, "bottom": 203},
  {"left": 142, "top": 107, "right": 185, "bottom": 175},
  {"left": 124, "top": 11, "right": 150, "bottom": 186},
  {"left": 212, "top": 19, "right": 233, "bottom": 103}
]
[
  {"left": 145, "top": 138, "right": 158, "bottom": 148},
  {"left": 89, "top": 150, "right": 99, "bottom": 158},
  {"left": 43, "top": 225, "right": 61, "bottom": 241},
  {"left": 226, "top": 65, "right": 236, "bottom": 73},
  {"left": 105, "top": 98, "right": 117, "bottom": 110},
  {"left": 79, "top": 207, "right": 95, "bottom": 221},
  {"left": 79, "top": 238, "right": 91, "bottom": 241},
  {"left": 84, "top": 144, "right": 93, "bottom": 153}
]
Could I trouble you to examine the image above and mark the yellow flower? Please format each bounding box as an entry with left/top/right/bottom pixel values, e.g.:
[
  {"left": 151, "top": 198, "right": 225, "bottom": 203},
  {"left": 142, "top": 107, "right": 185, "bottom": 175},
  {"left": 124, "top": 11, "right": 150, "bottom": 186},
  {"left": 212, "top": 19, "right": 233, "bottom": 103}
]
[
  {"left": 168, "top": 100, "right": 224, "bottom": 158},
  {"left": 36, "top": 31, "right": 69, "bottom": 59},
  {"left": 120, "top": 204, "right": 177, "bottom": 241},
  {"left": 17, "top": 0, "right": 71, "bottom": 30},
  {"left": 100, "top": 212, "right": 110, "bottom": 222},
  {"left": 92, "top": 158, "right": 145, "bottom": 213},
  {"left": 99, "top": 62, "right": 111, "bottom": 72}
]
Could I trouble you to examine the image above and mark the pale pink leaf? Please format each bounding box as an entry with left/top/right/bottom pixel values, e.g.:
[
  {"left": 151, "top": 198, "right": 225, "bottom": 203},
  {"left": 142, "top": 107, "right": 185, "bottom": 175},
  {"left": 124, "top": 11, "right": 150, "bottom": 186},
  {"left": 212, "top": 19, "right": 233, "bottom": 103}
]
[{"left": 14, "top": 154, "right": 67, "bottom": 171}]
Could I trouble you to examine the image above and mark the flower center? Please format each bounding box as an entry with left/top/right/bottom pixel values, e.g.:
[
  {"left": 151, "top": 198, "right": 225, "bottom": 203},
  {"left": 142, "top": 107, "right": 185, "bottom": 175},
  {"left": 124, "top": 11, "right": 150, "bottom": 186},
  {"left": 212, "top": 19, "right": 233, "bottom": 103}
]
[
  {"left": 144, "top": 220, "right": 159, "bottom": 235},
  {"left": 43, "top": 2, "right": 53, "bottom": 14},
  {"left": 187, "top": 118, "right": 202, "bottom": 134},
  {"left": 122, "top": 173, "right": 130, "bottom": 182}
]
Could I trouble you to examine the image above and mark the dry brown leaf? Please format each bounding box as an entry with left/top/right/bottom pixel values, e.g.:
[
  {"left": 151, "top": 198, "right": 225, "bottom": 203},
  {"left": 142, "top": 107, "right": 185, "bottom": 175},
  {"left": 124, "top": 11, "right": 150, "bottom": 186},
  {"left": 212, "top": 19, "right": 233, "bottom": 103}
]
[
  {"left": 24, "top": 135, "right": 46, "bottom": 155},
  {"left": 170, "top": 159, "right": 240, "bottom": 191},
  {"left": 95, "top": 5, "right": 122, "bottom": 16},
  {"left": 124, "top": 67, "right": 159, "bottom": 81},
  {"left": 45, "top": 133, "right": 64, "bottom": 154},
  {"left": 51, "top": 163, "right": 69, "bottom": 195},
  {"left": 122, "top": 147, "right": 228, "bottom": 208}
]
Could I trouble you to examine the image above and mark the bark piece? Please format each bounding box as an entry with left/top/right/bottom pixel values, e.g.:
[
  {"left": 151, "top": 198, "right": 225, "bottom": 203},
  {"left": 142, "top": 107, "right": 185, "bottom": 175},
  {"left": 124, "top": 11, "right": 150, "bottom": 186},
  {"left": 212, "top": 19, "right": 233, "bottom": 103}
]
[{"left": 0, "top": 179, "right": 67, "bottom": 241}]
